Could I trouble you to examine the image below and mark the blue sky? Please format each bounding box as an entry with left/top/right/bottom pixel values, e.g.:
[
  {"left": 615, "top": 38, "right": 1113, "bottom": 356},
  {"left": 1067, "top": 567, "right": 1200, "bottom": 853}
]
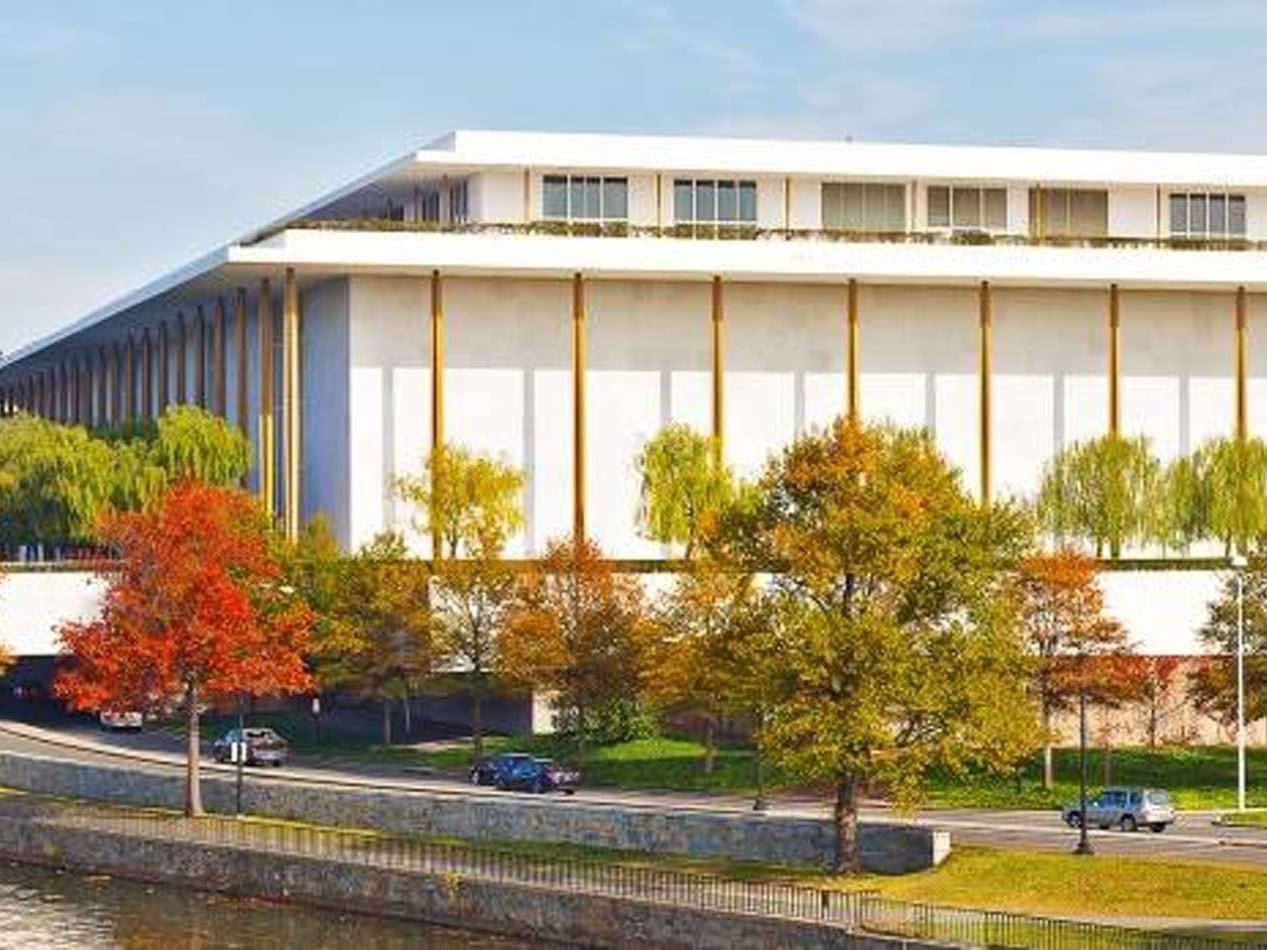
[{"left": 3, "top": 0, "right": 1266, "bottom": 352}]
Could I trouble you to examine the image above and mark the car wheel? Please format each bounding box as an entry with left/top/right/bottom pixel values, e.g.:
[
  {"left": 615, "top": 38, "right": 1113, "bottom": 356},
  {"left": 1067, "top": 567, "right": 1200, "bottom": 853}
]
[
  {"left": 1119, "top": 815, "right": 1137, "bottom": 833},
  {"left": 469, "top": 771, "right": 481, "bottom": 786},
  {"left": 1150, "top": 823, "right": 1166, "bottom": 833},
  {"left": 1065, "top": 812, "right": 1080, "bottom": 828},
  {"left": 494, "top": 778, "right": 507, "bottom": 791},
  {"left": 532, "top": 778, "right": 545, "bottom": 794},
  {"left": 563, "top": 788, "right": 576, "bottom": 796}
]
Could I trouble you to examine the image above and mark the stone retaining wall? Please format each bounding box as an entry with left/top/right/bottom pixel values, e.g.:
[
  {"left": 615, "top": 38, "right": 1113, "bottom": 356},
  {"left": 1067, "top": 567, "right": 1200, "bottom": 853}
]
[
  {"left": 0, "top": 750, "right": 948, "bottom": 873},
  {"left": 0, "top": 816, "right": 946, "bottom": 949}
]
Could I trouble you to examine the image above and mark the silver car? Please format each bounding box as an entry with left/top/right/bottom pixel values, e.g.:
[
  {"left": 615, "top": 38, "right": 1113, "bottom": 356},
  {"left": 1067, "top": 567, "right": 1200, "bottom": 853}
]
[{"left": 1062, "top": 786, "right": 1176, "bottom": 833}]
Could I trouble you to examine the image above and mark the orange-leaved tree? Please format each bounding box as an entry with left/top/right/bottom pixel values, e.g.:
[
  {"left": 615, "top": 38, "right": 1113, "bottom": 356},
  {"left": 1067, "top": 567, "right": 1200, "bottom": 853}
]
[
  {"left": 1016, "top": 547, "right": 1135, "bottom": 789},
  {"left": 499, "top": 536, "right": 655, "bottom": 768},
  {"left": 55, "top": 482, "right": 314, "bottom": 815}
]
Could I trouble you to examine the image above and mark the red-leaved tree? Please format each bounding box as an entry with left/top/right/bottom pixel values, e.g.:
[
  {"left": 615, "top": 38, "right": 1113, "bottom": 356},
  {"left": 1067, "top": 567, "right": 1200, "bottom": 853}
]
[{"left": 55, "top": 482, "right": 314, "bottom": 815}]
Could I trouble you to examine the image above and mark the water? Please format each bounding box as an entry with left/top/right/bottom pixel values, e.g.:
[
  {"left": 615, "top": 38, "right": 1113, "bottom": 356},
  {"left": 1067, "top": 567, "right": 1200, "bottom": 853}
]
[{"left": 0, "top": 860, "right": 557, "bottom": 949}]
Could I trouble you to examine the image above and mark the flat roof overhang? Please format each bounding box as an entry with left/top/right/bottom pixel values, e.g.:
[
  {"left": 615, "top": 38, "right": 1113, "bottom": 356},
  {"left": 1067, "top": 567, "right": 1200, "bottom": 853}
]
[{"left": 7, "top": 229, "right": 1267, "bottom": 375}]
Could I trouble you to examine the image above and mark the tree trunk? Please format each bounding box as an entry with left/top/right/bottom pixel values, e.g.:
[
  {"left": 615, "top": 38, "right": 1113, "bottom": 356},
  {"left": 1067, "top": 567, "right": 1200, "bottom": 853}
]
[
  {"left": 184, "top": 684, "right": 202, "bottom": 817},
  {"left": 703, "top": 717, "right": 716, "bottom": 775},
  {"left": 832, "top": 773, "right": 862, "bottom": 874},
  {"left": 382, "top": 697, "right": 392, "bottom": 746},
  {"left": 402, "top": 690, "right": 412, "bottom": 738},
  {"left": 575, "top": 702, "right": 587, "bottom": 772},
  {"left": 1041, "top": 702, "right": 1055, "bottom": 790}
]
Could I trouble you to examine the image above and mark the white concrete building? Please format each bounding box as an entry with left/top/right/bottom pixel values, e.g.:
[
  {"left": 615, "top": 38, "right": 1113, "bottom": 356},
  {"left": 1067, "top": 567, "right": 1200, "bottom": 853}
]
[{"left": 3, "top": 130, "right": 1264, "bottom": 658}]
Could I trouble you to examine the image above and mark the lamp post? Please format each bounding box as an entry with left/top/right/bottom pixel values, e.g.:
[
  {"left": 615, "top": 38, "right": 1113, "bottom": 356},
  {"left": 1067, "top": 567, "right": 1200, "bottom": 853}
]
[
  {"left": 234, "top": 692, "right": 246, "bottom": 818},
  {"left": 1232, "top": 554, "right": 1248, "bottom": 812},
  {"left": 1074, "top": 688, "right": 1094, "bottom": 855}
]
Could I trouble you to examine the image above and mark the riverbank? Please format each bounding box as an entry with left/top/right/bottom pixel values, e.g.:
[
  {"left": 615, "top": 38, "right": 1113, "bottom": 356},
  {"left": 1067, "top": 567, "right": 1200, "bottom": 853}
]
[
  {"left": 0, "top": 789, "right": 1258, "bottom": 947},
  {"left": 0, "top": 792, "right": 929, "bottom": 950}
]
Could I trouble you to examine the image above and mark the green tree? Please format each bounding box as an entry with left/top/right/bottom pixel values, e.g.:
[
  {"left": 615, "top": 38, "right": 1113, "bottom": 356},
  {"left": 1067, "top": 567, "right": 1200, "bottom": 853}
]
[
  {"left": 397, "top": 443, "right": 525, "bottom": 758},
  {"left": 315, "top": 531, "right": 438, "bottom": 745},
  {"left": 1037, "top": 434, "right": 1162, "bottom": 557},
  {"left": 500, "top": 536, "right": 655, "bottom": 768},
  {"left": 1194, "top": 437, "right": 1267, "bottom": 555},
  {"left": 731, "top": 419, "right": 1035, "bottom": 872},
  {"left": 648, "top": 557, "right": 762, "bottom": 773},
  {"left": 1190, "top": 558, "right": 1267, "bottom": 728},
  {"left": 635, "top": 423, "right": 732, "bottom": 557},
  {"left": 147, "top": 405, "right": 252, "bottom": 487},
  {"left": 0, "top": 415, "right": 117, "bottom": 552},
  {"left": 396, "top": 444, "right": 525, "bottom": 559}
]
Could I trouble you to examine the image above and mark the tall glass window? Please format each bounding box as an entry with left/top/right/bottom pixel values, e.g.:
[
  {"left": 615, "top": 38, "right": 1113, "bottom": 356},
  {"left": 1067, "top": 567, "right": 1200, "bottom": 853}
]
[
  {"left": 1028, "top": 188, "right": 1108, "bottom": 237},
  {"left": 927, "top": 185, "right": 1007, "bottom": 230},
  {"left": 821, "top": 183, "right": 906, "bottom": 231},
  {"left": 673, "top": 179, "right": 757, "bottom": 224},
  {"left": 542, "top": 175, "right": 628, "bottom": 220},
  {"left": 1170, "top": 192, "right": 1246, "bottom": 238}
]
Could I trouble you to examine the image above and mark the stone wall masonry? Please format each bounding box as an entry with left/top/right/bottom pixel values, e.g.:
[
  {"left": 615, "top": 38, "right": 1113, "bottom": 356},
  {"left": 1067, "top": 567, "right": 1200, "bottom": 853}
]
[
  {"left": 0, "top": 750, "right": 949, "bottom": 873},
  {"left": 0, "top": 816, "right": 949, "bottom": 950}
]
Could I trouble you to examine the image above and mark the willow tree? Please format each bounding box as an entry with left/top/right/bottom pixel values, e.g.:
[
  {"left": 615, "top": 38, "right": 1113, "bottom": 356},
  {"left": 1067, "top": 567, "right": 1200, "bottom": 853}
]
[
  {"left": 635, "top": 423, "right": 732, "bottom": 558},
  {"left": 1193, "top": 436, "right": 1267, "bottom": 555},
  {"left": 0, "top": 415, "right": 117, "bottom": 552},
  {"left": 733, "top": 419, "right": 1036, "bottom": 873},
  {"left": 397, "top": 443, "right": 525, "bottom": 759},
  {"left": 1037, "top": 434, "right": 1162, "bottom": 557}
]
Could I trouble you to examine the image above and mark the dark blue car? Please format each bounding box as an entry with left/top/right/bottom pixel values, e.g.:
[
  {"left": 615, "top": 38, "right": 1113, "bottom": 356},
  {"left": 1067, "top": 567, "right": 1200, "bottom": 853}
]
[
  {"left": 470, "top": 754, "right": 579, "bottom": 794},
  {"left": 468, "top": 752, "right": 533, "bottom": 787}
]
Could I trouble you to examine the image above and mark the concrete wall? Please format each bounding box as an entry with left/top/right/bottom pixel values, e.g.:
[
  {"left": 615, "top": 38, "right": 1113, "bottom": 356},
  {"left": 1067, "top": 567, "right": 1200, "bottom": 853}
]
[
  {"left": 0, "top": 817, "right": 939, "bottom": 950},
  {"left": 0, "top": 571, "right": 105, "bottom": 656},
  {"left": 0, "top": 751, "right": 948, "bottom": 874}
]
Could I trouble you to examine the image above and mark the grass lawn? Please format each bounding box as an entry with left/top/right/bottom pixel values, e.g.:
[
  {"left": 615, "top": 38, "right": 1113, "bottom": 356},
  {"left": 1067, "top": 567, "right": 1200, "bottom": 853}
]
[
  {"left": 925, "top": 745, "right": 1267, "bottom": 811},
  {"left": 852, "top": 847, "right": 1267, "bottom": 924}
]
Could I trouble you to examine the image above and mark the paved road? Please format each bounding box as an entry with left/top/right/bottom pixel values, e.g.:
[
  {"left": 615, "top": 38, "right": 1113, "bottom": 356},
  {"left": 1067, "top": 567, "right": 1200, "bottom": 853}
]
[{"left": 3, "top": 716, "right": 1267, "bottom": 867}]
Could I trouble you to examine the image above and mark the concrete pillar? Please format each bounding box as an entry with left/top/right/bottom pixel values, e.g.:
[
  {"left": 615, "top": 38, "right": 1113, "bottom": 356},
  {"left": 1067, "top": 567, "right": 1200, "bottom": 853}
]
[{"left": 282, "top": 267, "right": 301, "bottom": 541}]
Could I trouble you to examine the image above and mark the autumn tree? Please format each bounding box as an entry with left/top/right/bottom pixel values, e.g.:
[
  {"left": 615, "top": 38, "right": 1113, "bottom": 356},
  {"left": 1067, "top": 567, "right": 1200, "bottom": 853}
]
[
  {"left": 636, "top": 423, "right": 732, "bottom": 557},
  {"left": 500, "top": 536, "right": 654, "bottom": 767},
  {"left": 1140, "top": 658, "right": 1185, "bottom": 749},
  {"left": 54, "top": 482, "right": 314, "bottom": 815},
  {"left": 1190, "top": 558, "right": 1267, "bottom": 728},
  {"left": 733, "top": 419, "right": 1036, "bottom": 872},
  {"left": 1037, "top": 434, "right": 1162, "bottom": 557},
  {"left": 648, "top": 559, "right": 763, "bottom": 772},
  {"left": 398, "top": 444, "right": 525, "bottom": 760},
  {"left": 314, "top": 531, "right": 437, "bottom": 745},
  {"left": 1016, "top": 548, "right": 1135, "bottom": 789}
]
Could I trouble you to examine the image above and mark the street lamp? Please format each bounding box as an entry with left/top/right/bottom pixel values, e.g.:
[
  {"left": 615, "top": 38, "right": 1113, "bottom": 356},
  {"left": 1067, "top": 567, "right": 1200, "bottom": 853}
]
[
  {"left": 1231, "top": 553, "right": 1248, "bottom": 812},
  {"left": 1073, "top": 688, "right": 1094, "bottom": 856}
]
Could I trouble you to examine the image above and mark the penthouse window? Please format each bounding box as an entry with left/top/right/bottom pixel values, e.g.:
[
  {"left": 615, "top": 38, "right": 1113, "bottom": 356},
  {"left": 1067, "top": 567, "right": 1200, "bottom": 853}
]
[
  {"left": 1170, "top": 192, "right": 1246, "bottom": 239},
  {"left": 1029, "top": 188, "right": 1108, "bottom": 238},
  {"left": 674, "top": 179, "right": 757, "bottom": 223},
  {"left": 927, "top": 185, "right": 1007, "bottom": 231},
  {"left": 542, "top": 175, "right": 628, "bottom": 220},
  {"left": 821, "top": 182, "right": 905, "bottom": 232}
]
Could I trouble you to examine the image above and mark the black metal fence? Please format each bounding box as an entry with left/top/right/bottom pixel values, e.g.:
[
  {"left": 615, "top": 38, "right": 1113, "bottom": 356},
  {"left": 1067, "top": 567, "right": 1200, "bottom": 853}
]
[{"left": 46, "top": 808, "right": 1243, "bottom": 949}]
